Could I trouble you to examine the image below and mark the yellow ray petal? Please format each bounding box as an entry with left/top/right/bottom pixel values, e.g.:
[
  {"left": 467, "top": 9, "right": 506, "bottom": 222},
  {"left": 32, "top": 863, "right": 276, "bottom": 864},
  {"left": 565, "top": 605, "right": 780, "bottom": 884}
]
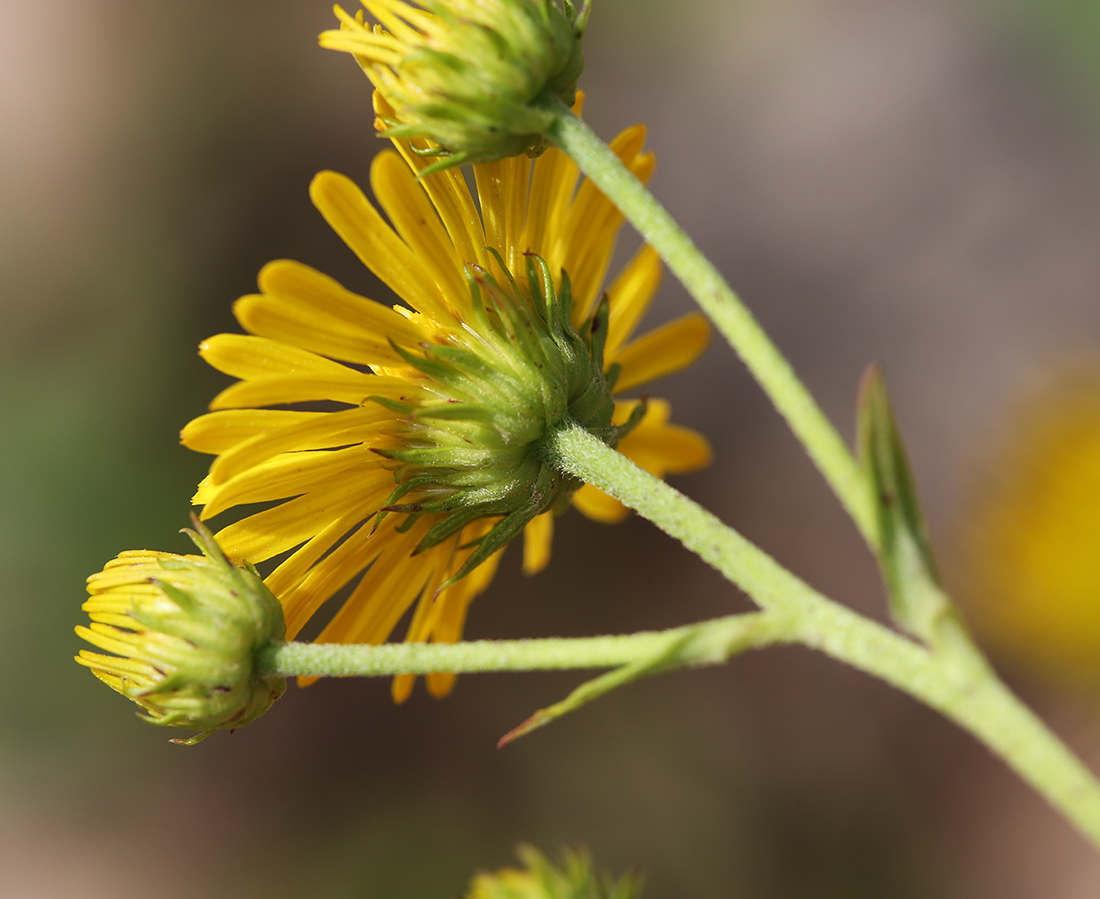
[
  {"left": 313, "top": 519, "right": 440, "bottom": 646},
  {"left": 310, "top": 170, "right": 452, "bottom": 323},
  {"left": 390, "top": 673, "right": 417, "bottom": 704},
  {"left": 370, "top": 151, "right": 469, "bottom": 309},
  {"left": 381, "top": 110, "right": 487, "bottom": 269},
  {"left": 422, "top": 600, "right": 478, "bottom": 699},
  {"left": 238, "top": 259, "right": 426, "bottom": 366},
  {"left": 75, "top": 648, "right": 153, "bottom": 677},
  {"left": 522, "top": 94, "right": 585, "bottom": 262},
  {"left": 208, "top": 375, "right": 374, "bottom": 410},
  {"left": 280, "top": 514, "right": 412, "bottom": 639},
  {"left": 207, "top": 404, "right": 395, "bottom": 485},
  {"left": 424, "top": 524, "right": 505, "bottom": 698},
  {"left": 571, "top": 482, "right": 630, "bottom": 524},
  {"left": 612, "top": 313, "right": 711, "bottom": 393},
  {"left": 84, "top": 582, "right": 161, "bottom": 606},
  {"left": 430, "top": 572, "right": 483, "bottom": 649},
  {"left": 234, "top": 292, "right": 412, "bottom": 369},
  {"left": 211, "top": 485, "right": 375, "bottom": 563},
  {"left": 259, "top": 259, "right": 426, "bottom": 341},
  {"left": 74, "top": 624, "right": 143, "bottom": 660},
  {"left": 423, "top": 673, "right": 455, "bottom": 698},
  {"left": 89, "top": 555, "right": 183, "bottom": 587},
  {"left": 191, "top": 475, "right": 217, "bottom": 507},
  {"left": 398, "top": 561, "right": 453, "bottom": 647},
  {"left": 181, "top": 409, "right": 323, "bottom": 455},
  {"left": 200, "top": 333, "right": 352, "bottom": 380},
  {"left": 559, "top": 126, "right": 655, "bottom": 321},
  {"left": 393, "top": 563, "right": 464, "bottom": 702},
  {"left": 78, "top": 610, "right": 140, "bottom": 630},
  {"left": 265, "top": 504, "right": 387, "bottom": 606},
  {"left": 405, "top": 521, "right": 497, "bottom": 652},
  {"left": 200, "top": 447, "right": 391, "bottom": 520},
  {"left": 604, "top": 245, "right": 662, "bottom": 360},
  {"left": 474, "top": 154, "right": 532, "bottom": 275},
  {"left": 521, "top": 144, "right": 579, "bottom": 262},
  {"left": 359, "top": 0, "right": 427, "bottom": 45},
  {"left": 618, "top": 414, "right": 713, "bottom": 476},
  {"left": 522, "top": 511, "right": 554, "bottom": 575}
]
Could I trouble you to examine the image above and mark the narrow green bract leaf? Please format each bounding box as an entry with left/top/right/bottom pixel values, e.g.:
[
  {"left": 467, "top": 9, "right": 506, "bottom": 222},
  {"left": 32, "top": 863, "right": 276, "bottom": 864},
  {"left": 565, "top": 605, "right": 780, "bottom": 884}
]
[
  {"left": 499, "top": 613, "right": 785, "bottom": 746},
  {"left": 858, "top": 365, "right": 955, "bottom": 646}
]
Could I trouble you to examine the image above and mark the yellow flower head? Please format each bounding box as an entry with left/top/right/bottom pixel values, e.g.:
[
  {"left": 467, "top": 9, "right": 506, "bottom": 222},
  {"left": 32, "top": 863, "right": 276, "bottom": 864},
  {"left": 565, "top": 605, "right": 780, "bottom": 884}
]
[
  {"left": 75, "top": 522, "right": 286, "bottom": 744},
  {"left": 319, "top": 0, "right": 587, "bottom": 171},
  {"left": 183, "top": 94, "right": 711, "bottom": 701},
  {"left": 963, "top": 365, "right": 1100, "bottom": 687}
]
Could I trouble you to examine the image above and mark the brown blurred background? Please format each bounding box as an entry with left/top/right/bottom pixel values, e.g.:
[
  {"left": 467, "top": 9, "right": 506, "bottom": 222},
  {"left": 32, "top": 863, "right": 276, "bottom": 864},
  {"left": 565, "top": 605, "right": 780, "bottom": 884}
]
[{"left": 4, "top": 1, "right": 1100, "bottom": 896}]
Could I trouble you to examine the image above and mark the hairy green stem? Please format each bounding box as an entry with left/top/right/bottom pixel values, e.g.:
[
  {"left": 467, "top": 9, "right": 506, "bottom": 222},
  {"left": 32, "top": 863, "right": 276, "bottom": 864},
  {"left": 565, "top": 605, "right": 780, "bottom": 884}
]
[
  {"left": 258, "top": 611, "right": 787, "bottom": 679},
  {"left": 544, "top": 420, "right": 1100, "bottom": 849},
  {"left": 538, "top": 93, "right": 877, "bottom": 549}
]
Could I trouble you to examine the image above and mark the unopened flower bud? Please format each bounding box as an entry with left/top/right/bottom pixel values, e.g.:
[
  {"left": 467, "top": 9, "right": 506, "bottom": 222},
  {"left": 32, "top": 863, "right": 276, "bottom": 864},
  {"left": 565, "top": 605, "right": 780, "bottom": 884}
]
[
  {"left": 75, "top": 521, "right": 286, "bottom": 744},
  {"left": 320, "top": 0, "right": 588, "bottom": 171}
]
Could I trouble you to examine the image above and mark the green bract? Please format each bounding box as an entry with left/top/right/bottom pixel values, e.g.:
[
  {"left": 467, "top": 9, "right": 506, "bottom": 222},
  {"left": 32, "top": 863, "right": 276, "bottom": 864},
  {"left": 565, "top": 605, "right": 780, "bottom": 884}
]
[
  {"left": 320, "top": 0, "right": 588, "bottom": 172},
  {"left": 75, "top": 521, "right": 286, "bottom": 744},
  {"left": 378, "top": 252, "right": 643, "bottom": 588}
]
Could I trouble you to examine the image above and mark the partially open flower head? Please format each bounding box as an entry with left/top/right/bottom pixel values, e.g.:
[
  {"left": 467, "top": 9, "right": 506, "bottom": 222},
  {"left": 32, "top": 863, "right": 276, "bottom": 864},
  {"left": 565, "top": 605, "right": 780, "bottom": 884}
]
[
  {"left": 75, "top": 522, "right": 286, "bottom": 744},
  {"left": 320, "top": 0, "right": 587, "bottom": 170},
  {"left": 466, "top": 845, "right": 642, "bottom": 899}
]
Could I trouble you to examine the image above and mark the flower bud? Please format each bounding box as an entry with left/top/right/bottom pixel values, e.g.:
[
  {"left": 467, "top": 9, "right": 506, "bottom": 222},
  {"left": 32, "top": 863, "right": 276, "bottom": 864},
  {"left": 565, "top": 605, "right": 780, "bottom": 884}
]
[
  {"left": 320, "top": 0, "right": 588, "bottom": 171},
  {"left": 466, "top": 846, "right": 642, "bottom": 899},
  {"left": 75, "top": 521, "right": 286, "bottom": 744}
]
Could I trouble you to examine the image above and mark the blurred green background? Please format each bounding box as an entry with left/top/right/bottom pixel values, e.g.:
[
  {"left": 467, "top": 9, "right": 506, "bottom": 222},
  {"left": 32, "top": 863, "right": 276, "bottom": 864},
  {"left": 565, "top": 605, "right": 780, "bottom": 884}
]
[{"left": 4, "top": 1, "right": 1100, "bottom": 896}]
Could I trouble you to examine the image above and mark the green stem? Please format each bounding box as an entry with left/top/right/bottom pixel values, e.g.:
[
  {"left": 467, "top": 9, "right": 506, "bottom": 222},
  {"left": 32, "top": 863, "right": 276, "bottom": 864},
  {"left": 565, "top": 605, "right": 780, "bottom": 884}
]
[
  {"left": 258, "top": 611, "right": 786, "bottom": 679},
  {"left": 538, "top": 94, "right": 877, "bottom": 549},
  {"left": 545, "top": 420, "right": 1100, "bottom": 850}
]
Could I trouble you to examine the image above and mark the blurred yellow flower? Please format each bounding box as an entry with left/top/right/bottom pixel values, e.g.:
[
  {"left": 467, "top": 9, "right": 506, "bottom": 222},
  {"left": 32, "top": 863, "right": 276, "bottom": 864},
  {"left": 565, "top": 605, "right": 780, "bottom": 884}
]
[
  {"left": 183, "top": 93, "right": 710, "bottom": 702},
  {"left": 964, "top": 366, "right": 1100, "bottom": 686}
]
